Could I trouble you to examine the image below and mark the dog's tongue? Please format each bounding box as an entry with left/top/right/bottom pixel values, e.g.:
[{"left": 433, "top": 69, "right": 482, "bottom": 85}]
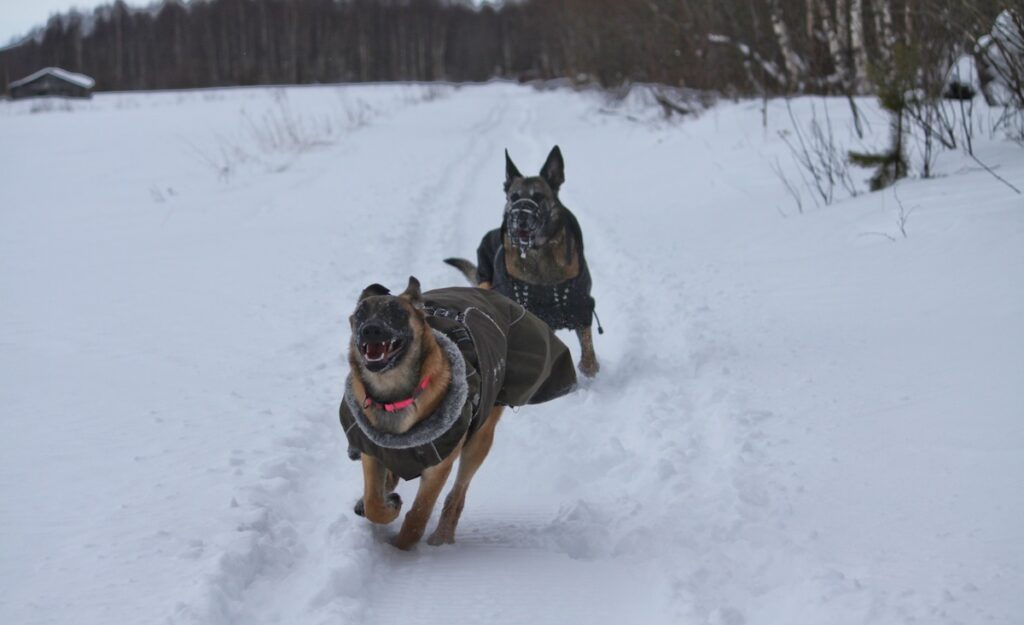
[{"left": 363, "top": 342, "right": 388, "bottom": 361}]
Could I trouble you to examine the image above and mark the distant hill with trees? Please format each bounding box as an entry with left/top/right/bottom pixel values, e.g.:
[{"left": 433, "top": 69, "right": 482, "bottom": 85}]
[{"left": 0, "top": 0, "right": 1014, "bottom": 98}]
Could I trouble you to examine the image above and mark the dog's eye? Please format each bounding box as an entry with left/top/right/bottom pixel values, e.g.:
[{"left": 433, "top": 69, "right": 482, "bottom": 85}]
[
  {"left": 531, "top": 193, "right": 545, "bottom": 203},
  {"left": 509, "top": 193, "right": 520, "bottom": 202}
]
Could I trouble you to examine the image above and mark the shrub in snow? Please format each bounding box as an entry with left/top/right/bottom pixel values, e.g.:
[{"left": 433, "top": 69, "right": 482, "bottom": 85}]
[
  {"left": 849, "top": 47, "right": 917, "bottom": 190},
  {"left": 977, "top": 9, "right": 1024, "bottom": 107}
]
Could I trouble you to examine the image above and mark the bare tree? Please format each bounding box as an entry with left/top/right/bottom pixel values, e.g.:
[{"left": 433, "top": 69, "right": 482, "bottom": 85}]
[
  {"left": 849, "top": 0, "right": 870, "bottom": 91},
  {"left": 0, "top": 0, "right": 1009, "bottom": 101},
  {"left": 768, "top": 0, "right": 806, "bottom": 87}
]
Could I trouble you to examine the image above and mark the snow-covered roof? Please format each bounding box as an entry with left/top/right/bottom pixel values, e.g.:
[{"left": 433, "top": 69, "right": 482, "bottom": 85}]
[
  {"left": 946, "top": 54, "right": 980, "bottom": 89},
  {"left": 9, "top": 67, "right": 95, "bottom": 90}
]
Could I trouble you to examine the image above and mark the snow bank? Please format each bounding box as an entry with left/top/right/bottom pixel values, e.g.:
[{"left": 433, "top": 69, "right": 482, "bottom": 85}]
[{"left": 1, "top": 82, "right": 1021, "bottom": 625}]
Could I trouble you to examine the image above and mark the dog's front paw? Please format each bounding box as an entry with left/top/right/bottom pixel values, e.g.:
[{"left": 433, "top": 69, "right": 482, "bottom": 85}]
[
  {"left": 353, "top": 498, "right": 365, "bottom": 517},
  {"left": 578, "top": 357, "right": 600, "bottom": 378},
  {"left": 362, "top": 492, "right": 403, "bottom": 524}
]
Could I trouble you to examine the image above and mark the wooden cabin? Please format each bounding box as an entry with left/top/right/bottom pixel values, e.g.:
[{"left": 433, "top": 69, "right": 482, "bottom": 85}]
[{"left": 9, "top": 67, "right": 95, "bottom": 99}]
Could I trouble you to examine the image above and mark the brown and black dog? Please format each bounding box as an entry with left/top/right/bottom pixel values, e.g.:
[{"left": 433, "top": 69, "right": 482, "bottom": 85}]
[
  {"left": 445, "top": 145, "right": 600, "bottom": 377},
  {"left": 339, "top": 277, "right": 575, "bottom": 549}
]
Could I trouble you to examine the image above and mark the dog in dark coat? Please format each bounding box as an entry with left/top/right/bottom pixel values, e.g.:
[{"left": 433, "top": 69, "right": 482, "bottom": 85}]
[
  {"left": 339, "top": 277, "right": 576, "bottom": 549},
  {"left": 445, "top": 145, "right": 600, "bottom": 377}
]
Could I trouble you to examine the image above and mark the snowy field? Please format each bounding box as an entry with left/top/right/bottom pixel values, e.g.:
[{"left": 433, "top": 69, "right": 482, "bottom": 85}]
[{"left": 1, "top": 82, "right": 1022, "bottom": 625}]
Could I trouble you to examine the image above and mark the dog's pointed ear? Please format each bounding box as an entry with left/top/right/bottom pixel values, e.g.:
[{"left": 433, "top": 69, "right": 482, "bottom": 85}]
[
  {"left": 540, "top": 145, "right": 565, "bottom": 192},
  {"left": 504, "top": 149, "right": 523, "bottom": 193},
  {"left": 359, "top": 283, "right": 390, "bottom": 301},
  {"left": 400, "top": 276, "right": 422, "bottom": 306}
]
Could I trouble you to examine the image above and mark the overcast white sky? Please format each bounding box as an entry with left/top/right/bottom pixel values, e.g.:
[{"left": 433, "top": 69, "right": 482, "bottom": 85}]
[{"left": 1, "top": 0, "right": 143, "bottom": 45}]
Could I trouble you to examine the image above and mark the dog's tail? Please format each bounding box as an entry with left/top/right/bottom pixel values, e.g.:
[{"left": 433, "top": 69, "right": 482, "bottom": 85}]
[{"left": 444, "top": 257, "right": 478, "bottom": 286}]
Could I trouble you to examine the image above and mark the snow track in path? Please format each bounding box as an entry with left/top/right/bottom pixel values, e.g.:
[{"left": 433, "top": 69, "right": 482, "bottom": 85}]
[
  {"left": 216, "top": 86, "right": 694, "bottom": 625},
  {"left": 3, "top": 83, "right": 1021, "bottom": 625}
]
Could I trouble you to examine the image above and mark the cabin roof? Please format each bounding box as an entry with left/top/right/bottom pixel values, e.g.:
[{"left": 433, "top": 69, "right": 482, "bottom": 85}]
[{"left": 9, "top": 67, "right": 95, "bottom": 89}]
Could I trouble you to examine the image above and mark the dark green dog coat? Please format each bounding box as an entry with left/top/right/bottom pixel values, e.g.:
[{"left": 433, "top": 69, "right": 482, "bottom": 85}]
[
  {"left": 340, "top": 287, "right": 576, "bottom": 480},
  {"left": 475, "top": 213, "right": 596, "bottom": 331}
]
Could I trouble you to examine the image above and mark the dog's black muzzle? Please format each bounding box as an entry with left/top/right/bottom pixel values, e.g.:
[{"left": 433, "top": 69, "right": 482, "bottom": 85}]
[
  {"left": 356, "top": 321, "right": 408, "bottom": 372},
  {"left": 507, "top": 199, "right": 549, "bottom": 251}
]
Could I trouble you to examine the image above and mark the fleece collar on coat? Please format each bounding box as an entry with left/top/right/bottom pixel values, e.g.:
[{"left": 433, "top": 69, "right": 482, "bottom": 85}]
[{"left": 344, "top": 329, "right": 468, "bottom": 450}]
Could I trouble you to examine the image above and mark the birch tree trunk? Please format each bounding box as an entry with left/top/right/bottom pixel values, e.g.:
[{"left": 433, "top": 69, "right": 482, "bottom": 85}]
[
  {"left": 904, "top": 1, "right": 913, "bottom": 44},
  {"left": 432, "top": 19, "right": 447, "bottom": 80},
  {"left": 871, "top": 0, "right": 895, "bottom": 62},
  {"left": 816, "top": 0, "right": 845, "bottom": 87},
  {"left": 849, "top": 0, "right": 869, "bottom": 92},
  {"left": 769, "top": 0, "right": 805, "bottom": 87},
  {"left": 876, "top": 0, "right": 892, "bottom": 48},
  {"left": 836, "top": 0, "right": 850, "bottom": 69},
  {"left": 806, "top": 0, "right": 816, "bottom": 41}
]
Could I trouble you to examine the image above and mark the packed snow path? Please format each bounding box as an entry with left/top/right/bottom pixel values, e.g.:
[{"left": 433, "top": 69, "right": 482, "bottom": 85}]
[{"left": 1, "top": 84, "right": 1022, "bottom": 625}]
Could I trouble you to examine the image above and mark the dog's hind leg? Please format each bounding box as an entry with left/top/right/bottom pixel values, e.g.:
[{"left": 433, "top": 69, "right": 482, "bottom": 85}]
[
  {"left": 428, "top": 406, "right": 504, "bottom": 546},
  {"left": 392, "top": 440, "right": 463, "bottom": 550},
  {"left": 577, "top": 326, "right": 600, "bottom": 377}
]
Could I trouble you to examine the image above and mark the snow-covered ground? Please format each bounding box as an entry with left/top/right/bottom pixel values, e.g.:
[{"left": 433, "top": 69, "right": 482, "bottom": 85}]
[{"left": 1, "top": 82, "right": 1021, "bottom": 625}]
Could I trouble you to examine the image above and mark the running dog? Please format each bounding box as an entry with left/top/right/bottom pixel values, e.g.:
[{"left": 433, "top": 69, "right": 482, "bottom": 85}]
[
  {"left": 339, "top": 277, "right": 576, "bottom": 549},
  {"left": 445, "top": 145, "right": 600, "bottom": 377}
]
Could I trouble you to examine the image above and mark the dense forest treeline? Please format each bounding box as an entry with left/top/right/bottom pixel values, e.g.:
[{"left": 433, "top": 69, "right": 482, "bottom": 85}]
[{"left": 0, "top": 0, "right": 1016, "bottom": 96}]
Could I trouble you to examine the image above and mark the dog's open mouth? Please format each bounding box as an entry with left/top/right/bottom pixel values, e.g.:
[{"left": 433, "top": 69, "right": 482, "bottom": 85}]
[
  {"left": 361, "top": 339, "right": 404, "bottom": 365},
  {"left": 508, "top": 199, "right": 545, "bottom": 250},
  {"left": 514, "top": 228, "right": 535, "bottom": 248}
]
